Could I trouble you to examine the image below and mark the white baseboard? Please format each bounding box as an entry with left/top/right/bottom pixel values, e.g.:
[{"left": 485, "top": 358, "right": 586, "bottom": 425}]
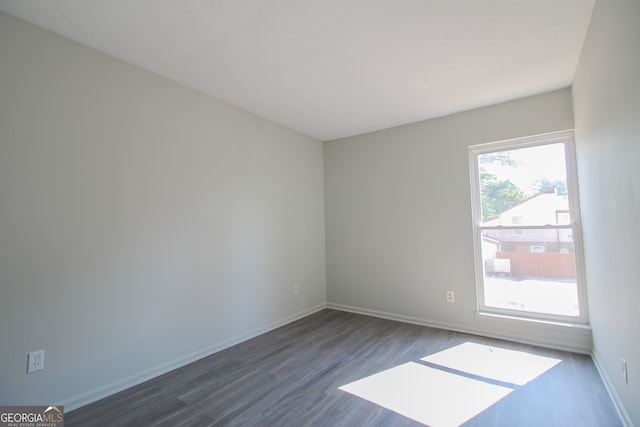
[
  {"left": 326, "top": 302, "right": 592, "bottom": 354},
  {"left": 61, "top": 304, "right": 327, "bottom": 412},
  {"left": 592, "top": 351, "right": 633, "bottom": 427}
]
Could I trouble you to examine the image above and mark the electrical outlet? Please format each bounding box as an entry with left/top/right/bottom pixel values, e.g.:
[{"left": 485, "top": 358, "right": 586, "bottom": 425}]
[
  {"left": 293, "top": 284, "right": 299, "bottom": 295},
  {"left": 27, "top": 350, "right": 45, "bottom": 373},
  {"left": 446, "top": 291, "right": 455, "bottom": 303},
  {"left": 622, "top": 358, "right": 628, "bottom": 383}
]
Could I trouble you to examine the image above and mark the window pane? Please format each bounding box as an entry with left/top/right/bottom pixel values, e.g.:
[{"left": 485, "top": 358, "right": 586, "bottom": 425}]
[
  {"left": 481, "top": 230, "right": 579, "bottom": 317},
  {"left": 474, "top": 139, "right": 582, "bottom": 318},
  {"left": 479, "top": 143, "right": 569, "bottom": 225}
]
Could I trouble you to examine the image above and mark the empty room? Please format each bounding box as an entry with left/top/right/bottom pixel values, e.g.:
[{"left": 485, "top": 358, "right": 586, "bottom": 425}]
[{"left": 0, "top": 1, "right": 638, "bottom": 426}]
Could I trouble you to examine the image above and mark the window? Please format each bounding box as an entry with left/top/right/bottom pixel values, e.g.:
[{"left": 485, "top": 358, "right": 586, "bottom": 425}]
[
  {"left": 469, "top": 131, "right": 587, "bottom": 323},
  {"left": 511, "top": 216, "right": 523, "bottom": 235}
]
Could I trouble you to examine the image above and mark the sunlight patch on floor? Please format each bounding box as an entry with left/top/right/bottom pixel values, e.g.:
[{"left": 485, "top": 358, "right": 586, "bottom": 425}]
[
  {"left": 339, "top": 342, "right": 564, "bottom": 426},
  {"left": 339, "top": 362, "right": 512, "bottom": 427},
  {"left": 421, "top": 342, "right": 561, "bottom": 386}
]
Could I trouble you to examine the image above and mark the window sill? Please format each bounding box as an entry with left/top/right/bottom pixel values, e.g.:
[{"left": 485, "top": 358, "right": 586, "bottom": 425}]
[{"left": 475, "top": 310, "right": 592, "bottom": 332}]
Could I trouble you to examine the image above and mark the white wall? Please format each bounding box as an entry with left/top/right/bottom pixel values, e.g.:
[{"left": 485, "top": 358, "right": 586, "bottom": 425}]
[
  {"left": 572, "top": 0, "right": 640, "bottom": 424},
  {"left": 0, "top": 12, "right": 326, "bottom": 409},
  {"left": 325, "top": 88, "right": 593, "bottom": 353}
]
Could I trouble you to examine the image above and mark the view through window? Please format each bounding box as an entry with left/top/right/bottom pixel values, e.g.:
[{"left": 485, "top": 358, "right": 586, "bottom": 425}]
[{"left": 469, "top": 131, "right": 587, "bottom": 322}]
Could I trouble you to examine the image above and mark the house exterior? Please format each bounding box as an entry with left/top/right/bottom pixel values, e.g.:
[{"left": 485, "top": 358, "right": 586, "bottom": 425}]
[{"left": 482, "top": 187, "right": 576, "bottom": 278}]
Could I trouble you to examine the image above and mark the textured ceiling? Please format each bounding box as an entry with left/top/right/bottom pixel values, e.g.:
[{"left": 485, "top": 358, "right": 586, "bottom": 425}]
[{"left": 0, "top": 0, "right": 595, "bottom": 141}]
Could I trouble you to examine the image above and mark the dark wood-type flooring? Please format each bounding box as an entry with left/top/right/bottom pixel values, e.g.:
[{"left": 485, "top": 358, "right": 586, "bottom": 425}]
[{"left": 67, "top": 309, "right": 622, "bottom": 426}]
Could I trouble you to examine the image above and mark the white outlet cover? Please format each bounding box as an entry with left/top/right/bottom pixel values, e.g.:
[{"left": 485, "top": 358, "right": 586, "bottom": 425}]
[{"left": 27, "top": 350, "right": 45, "bottom": 373}]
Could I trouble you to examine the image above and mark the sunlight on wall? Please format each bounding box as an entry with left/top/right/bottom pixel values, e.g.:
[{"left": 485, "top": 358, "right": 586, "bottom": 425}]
[{"left": 339, "top": 342, "right": 562, "bottom": 426}]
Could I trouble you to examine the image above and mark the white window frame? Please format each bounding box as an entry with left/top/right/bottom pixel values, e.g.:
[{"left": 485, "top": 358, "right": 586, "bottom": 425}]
[{"left": 468, "top": 130, "right": 589, "bottom": 324}]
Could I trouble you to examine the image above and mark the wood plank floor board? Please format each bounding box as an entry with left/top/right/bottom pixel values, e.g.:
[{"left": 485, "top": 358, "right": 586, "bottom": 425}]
[{"left": 66, "top": 309, "right": 622, "bottom": 426}]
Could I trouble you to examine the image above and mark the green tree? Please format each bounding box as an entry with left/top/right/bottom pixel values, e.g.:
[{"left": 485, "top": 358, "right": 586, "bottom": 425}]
[
  {"left": 479, "top": 152, "right": 519, "bottom": 167},
  {"left": 479, "top": 151, "right": 525, "bottom": 221},
  {"left": 480, "top": 172, "right": 526, "bottom": 220}
]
